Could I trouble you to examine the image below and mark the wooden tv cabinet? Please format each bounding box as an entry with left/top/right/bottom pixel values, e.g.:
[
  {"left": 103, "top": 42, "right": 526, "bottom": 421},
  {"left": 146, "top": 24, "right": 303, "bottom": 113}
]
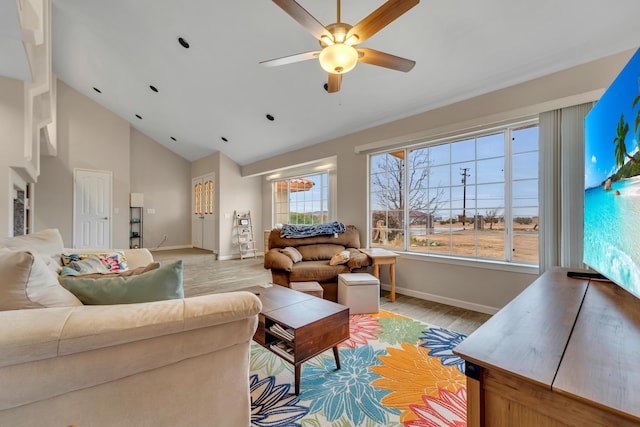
[{"left": 454, "top": 267, "right": 640, "bottom": 426}]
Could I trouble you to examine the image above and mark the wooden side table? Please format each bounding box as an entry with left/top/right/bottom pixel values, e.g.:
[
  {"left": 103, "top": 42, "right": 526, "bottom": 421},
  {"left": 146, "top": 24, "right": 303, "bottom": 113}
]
[{"left": 359, "top": 248, "right": 398, "bottom": 302}]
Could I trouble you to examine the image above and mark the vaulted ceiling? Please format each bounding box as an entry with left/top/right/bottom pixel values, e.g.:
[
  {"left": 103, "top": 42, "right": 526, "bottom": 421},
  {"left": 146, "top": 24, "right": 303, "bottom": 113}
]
[{"left": 39, "top": 1, "right": 640, "bottom": 164}]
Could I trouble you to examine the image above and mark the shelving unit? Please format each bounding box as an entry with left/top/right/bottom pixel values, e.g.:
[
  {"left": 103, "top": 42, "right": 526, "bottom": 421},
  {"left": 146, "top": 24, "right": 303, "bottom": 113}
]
[
  {"left": 234, "top": 210, "right": 257, "bottom": 259},
  {"left": 130, "top": 207, "right": 143, "bottom": 248},
  {"left": 265, "top": 320, "right": 296, "bottom": 363}
]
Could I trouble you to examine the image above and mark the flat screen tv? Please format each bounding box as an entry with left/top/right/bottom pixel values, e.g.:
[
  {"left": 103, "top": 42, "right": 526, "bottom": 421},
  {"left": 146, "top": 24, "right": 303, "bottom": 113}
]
[{"left": 584, "top": 48, "right": 640, "bottom": 298}]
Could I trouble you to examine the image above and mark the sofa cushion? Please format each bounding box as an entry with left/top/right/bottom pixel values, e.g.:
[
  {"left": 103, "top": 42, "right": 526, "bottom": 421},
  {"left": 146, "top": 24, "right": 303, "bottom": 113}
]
[
  {"left": 60, "top": 260, "right": 184, "bottom": 305},
  {"left": 0, "top": 251, "right": 83, "bottom": 311},
  {"left": 329, "top": 250, "right": 350, "bottom": 266},
  {"left": 297, "top": 244, "right": 346, "bottom": 261},
  {"left": 0, "top": 251, "right": 40, "bottom": 310},
  {"left": 346, "top": 248, "right": 372, "bottom": 270},
  {"left": 27, "top": 253, "right": 84, "bottom": 308},
  {"left": 289, "top": 260, "right": 350, "bottom": 283},
  {"left": 264, "top": 249, "right": 294, "bottom": 271},
  {"left": 280, "top": 246, "right": 303, "bottom": 263},
  {"left": 0, "top": 229, "right": 65, "bottom": 274}
]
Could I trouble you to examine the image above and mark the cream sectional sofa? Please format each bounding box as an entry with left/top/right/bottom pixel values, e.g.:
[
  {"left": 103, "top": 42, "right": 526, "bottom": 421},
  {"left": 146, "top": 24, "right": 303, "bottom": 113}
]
[{"left": 0, "top": 229, "right": 262, "bottom": 426}]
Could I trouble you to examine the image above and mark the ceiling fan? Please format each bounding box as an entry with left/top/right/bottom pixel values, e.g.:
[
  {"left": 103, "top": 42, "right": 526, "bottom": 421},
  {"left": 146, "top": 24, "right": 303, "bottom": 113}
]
[{"left": 260, "top": 0, "right": 419, "bottom": 93}]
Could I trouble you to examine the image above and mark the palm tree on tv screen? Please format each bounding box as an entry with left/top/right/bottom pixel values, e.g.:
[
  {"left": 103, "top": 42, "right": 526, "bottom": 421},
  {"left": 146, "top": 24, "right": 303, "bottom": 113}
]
[
  {"left": 633, "top": 89, "right": 640, "bottom": 143},
  {"left": 613, "top": 113, "right": 631, "bottom": 169}
]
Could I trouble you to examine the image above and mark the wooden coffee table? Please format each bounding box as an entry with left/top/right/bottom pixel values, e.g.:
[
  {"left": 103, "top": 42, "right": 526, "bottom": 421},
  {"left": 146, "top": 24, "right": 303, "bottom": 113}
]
[{"left": 242, "top": 284, "right": 349, "bottom": 395}]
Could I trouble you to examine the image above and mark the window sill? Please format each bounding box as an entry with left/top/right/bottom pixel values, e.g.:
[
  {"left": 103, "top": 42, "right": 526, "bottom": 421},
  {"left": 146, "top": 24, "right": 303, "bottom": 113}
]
[{"left": 395, "top": 251, "right": 540, "bottom": 275}]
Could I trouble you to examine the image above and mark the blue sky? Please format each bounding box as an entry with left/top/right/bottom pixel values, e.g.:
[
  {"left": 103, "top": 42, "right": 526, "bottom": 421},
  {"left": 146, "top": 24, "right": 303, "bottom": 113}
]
[
  {"left": 585, "top": 48, "right": 640, "bottom": 189},
  {"left": 370, "top": 126, "right": 539, "bottom": 217},
  {"left": 289, "top": 173, "right": 328, "bottom": 212}
]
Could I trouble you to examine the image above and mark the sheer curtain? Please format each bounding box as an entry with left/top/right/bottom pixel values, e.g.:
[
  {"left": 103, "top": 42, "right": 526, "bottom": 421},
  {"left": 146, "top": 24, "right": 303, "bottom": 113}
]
[{"left": 538, "top": 102, "right": 594, "bottom": 273}]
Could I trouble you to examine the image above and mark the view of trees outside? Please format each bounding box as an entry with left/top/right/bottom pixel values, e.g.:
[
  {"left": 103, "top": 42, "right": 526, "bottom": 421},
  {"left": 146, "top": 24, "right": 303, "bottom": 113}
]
[
  {"left": 370, "top": 123, "right": 539, "bottom": 264},
  {"left": 273, "top": 173, "right": 329, "bottom": 225}
]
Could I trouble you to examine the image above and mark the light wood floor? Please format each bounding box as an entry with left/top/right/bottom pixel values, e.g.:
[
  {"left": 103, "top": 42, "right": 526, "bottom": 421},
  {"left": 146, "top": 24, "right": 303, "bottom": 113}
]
[{"left": 151, "top": 248, "right": 492, "bottom": 335}]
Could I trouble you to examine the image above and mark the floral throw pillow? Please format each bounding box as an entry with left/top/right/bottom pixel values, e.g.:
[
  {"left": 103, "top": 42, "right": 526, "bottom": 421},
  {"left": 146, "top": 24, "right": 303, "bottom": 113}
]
[{"left": 62, "top": 252, "right": 129, "bottom": 273}]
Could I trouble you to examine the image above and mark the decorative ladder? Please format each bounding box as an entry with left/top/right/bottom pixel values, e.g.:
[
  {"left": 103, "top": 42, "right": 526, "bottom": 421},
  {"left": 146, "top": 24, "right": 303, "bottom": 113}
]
[{"left": 234, "top": 210, "right": 257, "bottom": 259}]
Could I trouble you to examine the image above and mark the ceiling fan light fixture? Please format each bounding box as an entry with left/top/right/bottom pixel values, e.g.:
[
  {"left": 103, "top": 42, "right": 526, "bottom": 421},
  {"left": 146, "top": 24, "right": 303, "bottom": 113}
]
[
  {"left": 333, "top": 31, "right": 346, "bottom": 44},
  {"left": 345, "top": 34, "right": 359, "bottom": 46},
  {"left": 320, "top": 35, "right": 334, "bottom": 46},
  {"left": 319, "top": 43, "right": 358, "bottom": 74}
]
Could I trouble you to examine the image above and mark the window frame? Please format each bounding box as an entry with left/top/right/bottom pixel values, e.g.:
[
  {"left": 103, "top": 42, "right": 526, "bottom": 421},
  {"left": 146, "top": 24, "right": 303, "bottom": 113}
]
[
  {"left": 368, "top": 118, "right": 539, "bottom": 268},
  {"left": 271, "top": 171, "right": 333, "bottom": 227}
]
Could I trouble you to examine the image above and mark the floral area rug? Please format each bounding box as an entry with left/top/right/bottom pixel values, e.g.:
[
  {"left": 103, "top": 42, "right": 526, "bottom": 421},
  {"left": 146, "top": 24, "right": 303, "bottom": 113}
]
[{"left": 250, "top": 310, "right": 468, "bottom": 427}]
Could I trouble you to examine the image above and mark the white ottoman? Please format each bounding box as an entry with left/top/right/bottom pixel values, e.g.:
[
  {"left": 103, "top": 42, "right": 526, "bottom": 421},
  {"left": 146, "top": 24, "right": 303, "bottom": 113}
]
[
  {"left": 338, "top": 273, "right": 380, "bottom": 314},
  {"left": 290, "top": 281, "right": 324, "bottom": 299}
]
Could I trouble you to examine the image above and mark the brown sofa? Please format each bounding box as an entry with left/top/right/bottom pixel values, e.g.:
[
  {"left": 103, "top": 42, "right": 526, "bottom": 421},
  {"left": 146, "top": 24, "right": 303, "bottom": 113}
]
[{"left": 264, "top": 225, "right": 371, "bottom": 301}]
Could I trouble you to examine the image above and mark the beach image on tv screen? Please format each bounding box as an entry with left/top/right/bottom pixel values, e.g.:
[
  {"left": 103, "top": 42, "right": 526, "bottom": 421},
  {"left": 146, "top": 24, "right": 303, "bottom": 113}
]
[{"left": 584, "top": 48, "right": 640, "bottom": 298}]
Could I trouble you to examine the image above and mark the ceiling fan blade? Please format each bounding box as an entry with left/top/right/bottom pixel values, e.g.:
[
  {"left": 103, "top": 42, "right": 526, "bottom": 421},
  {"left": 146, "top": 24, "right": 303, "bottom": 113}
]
[
  {"left": 357, "top": 48, "right": 415, "bottom": 72},
  {"left": 327, "top": 73, "right": 342, "bottom": 93},
  {"left": 347, "top": 0, "right": 419, "bottom": 45},
  {"left": 272, "top": 0, "right": 333, "bottom": 41},
  {"left": 260, "top": 51, "right": 320, "bottom": 67}
]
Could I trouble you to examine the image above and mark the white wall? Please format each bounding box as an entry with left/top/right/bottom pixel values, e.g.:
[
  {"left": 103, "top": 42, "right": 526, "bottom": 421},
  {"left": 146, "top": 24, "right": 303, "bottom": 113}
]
[
  {"left": 218, "top": 152, "right": 262, "bottom": 259},
  {"left": 35, "top": 80, "right": 194, "bottom": 250},
  {"left": 0, "top": 76, "right": 25, "bottom": 235},
  {"left": 243, "top": 49, "right": 636, "bottom": 313},
  {"left": 192, "top": 151, "right": 262, "bottom": 259},
  {"left": 130, "top": 128, "right": 191, "bottom": 249},
  {"left": 37, "top": 80, "right": 130, "bottom": 248}
]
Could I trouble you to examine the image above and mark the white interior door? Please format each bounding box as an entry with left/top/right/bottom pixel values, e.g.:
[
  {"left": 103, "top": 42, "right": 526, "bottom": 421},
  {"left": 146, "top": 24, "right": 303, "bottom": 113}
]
[
  {"left": 74, "top": 169, "right": 112, "bottom": 248},
  {"left": 192, "top": 174, "right": 215, "bottom": 250}
]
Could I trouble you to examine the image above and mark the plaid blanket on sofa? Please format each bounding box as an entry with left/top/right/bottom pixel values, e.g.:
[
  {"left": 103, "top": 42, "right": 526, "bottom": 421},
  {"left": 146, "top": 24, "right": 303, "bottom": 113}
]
[{"left": 280, "top": 221, "right": 346, "bottom": 238}]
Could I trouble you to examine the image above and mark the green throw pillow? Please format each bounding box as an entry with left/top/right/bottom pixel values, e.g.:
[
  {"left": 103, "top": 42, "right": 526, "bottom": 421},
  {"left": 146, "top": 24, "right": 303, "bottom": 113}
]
[
  {"left": 59, "top": 266, "right": 80, "bottom": 276},
  {"left": 60, "top": 260, "right": 184, "bottom": 305}
]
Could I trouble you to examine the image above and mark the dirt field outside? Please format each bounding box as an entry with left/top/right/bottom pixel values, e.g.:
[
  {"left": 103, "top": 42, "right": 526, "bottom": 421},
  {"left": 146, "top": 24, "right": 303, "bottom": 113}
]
[{"left": 371, "top": 220, "right": 539, "bottom": 264}]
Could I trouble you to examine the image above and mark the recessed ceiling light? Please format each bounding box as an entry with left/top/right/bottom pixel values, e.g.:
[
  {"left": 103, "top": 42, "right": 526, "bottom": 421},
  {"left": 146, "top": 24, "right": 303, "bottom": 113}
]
[
  {"left": 93, "top": 87, "right": 102, "bottom": 93},
  {"left": 221, "top": 137, "right": 228, "bottom": 142},
  {"left": 135, "top": 114, "right": 143, "bottom": 119},
  {"left": 150, "top": 85, "right": 158, "bottom": 93},
  {"left": 178, "top": 37, "right": 190, "bottom": 49},
  {"left": 266, "top": 114, "right": 275, "bottom": 121},
  {"left": 170, "top": 137, "right": 177, "bottom": 142}
]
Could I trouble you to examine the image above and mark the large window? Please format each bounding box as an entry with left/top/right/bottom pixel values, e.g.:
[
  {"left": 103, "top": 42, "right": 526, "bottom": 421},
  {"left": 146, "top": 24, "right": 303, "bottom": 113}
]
[
  {"left": 369, "top": 121, "right": 539, "bottom": 265},
  {"left": 273, "top": 173, "right": 329, "bottom": 225}
]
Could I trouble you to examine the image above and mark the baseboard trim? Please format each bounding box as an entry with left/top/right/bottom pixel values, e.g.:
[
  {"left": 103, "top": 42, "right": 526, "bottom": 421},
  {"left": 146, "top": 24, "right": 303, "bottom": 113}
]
[
  {"left": 218, "top": 252, "right": 265, "bottom": 261},
  {"left": 150, "top": 245, "right": 194, "bottom": 251},
  {"left": 380, "top": 283, "right": 499, "bottom": 315}
]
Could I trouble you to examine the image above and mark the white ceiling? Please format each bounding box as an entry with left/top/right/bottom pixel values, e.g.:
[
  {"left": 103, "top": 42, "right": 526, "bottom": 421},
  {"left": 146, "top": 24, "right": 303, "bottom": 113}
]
[{"left": 48, "top": 0, "right": 640, "bottom": 165}]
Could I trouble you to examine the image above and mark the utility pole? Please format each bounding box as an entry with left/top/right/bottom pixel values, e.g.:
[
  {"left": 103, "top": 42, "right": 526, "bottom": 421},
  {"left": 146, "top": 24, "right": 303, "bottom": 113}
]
[{"left": 460, "top": 167, "right": 471, "bottom": 226}]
